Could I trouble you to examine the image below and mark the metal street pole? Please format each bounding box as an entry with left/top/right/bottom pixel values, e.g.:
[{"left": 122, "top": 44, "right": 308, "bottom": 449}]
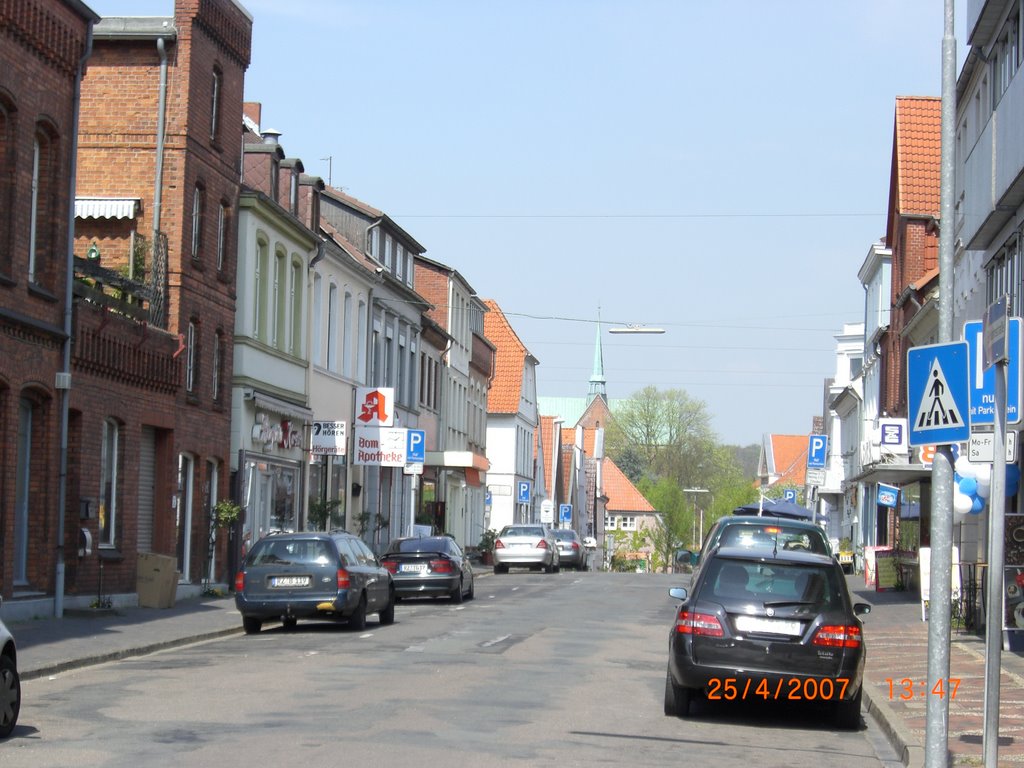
[
  {"left": 983, "top": 357, "right": 1008, "bottom": 767},
  {"left": 925, "top": 2, "right": 957, "bottom": 765}
]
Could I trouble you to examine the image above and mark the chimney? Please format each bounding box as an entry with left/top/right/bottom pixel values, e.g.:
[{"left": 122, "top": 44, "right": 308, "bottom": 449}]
[{"left": 261, "top": 129, "right": 282, "bottom": 145}]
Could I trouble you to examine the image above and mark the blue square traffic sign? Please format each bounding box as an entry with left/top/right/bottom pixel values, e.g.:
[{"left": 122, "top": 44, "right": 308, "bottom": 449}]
[
  {"left": 517, "top": 481, "right": 531, "bottom": 504},
  {"left": 964, "top": 318, "right": 1022, "bottom": 425},
  {"left": 907, "top": 341, "right": 971, "bottom": 446},
  {"left": 807, "top": 434, "right": 827, "bottom": 469}
]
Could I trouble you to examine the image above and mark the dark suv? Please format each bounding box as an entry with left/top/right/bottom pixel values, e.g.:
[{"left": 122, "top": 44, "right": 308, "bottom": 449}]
[
  {"left": 665, "top": 546, "right": 870, "bottom": 729},
  {"left": 234, "top": 531, "right": 395, "bottom": 634},
  {"left": 675, "top": 515, "right": 833, "bottom": 571}
]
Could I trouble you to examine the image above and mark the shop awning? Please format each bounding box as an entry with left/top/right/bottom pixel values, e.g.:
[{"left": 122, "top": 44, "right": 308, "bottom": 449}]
[
  {"left": 248, "top": 390, "right": 313, "bottom": 422},
  {"left": 75, "top": 197, "right": 140, "bottom": 220},
  {"left": 849, "top": 462, "right": 932, "bottom": 486}
]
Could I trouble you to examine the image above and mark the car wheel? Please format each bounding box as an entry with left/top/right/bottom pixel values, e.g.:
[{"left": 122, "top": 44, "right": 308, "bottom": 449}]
[
  {"left": 493, "top": 564, "right": 507, "bottom": 574},
  {"left": 466, "top": 576, "right": 475, "bottom": 600},
  {"left": 348, "top": 593, "right": 368, "bottom": 631},
  {"left": 242, "top": 616, "right": 262, "bottom": 635},
  {"left": 0, "top": 654, "right": 20, "bottom": 739},
  {"left": 451, "top": 577, "right": 464, "bottom": 604},
  {"left": 663, "top": 667, "right": 691, "bottom": 717},
  {"left": 835, "top": 685, "right": 862, "bottom": 730},
  {"left": 379, "top": 590, "right": 396, "bottom": 626},
  {"left": 544, "top": 560, "right": 555, "bottom": 573},
  {"left": 281, "top": 616, "right": 298, "bottom": 631}
]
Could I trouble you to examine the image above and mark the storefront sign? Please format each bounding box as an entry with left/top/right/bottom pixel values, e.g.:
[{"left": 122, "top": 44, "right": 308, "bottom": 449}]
[
  {"left": 354, "top": 426, "right": 407, "bottom": 466},
  {"left": 356, "top": 387, "right": 394, "bottom": 426},
  {"left": 311, "top": 420, "right": 347, "bottom": 456},
  {"left": 877, "top": 483, "right": 899, "bottom": 508},
  {"left": 252, "top": 413, "right": 301, "bottom": 451}
]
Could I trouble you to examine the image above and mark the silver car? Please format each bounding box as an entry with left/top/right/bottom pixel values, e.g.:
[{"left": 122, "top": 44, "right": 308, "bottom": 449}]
[
  {"left": 492, "top": 524, "right": 560, "bottom": 574},
  {"left": 0, "top": 602, "right": 20, "bottom": 739},
  {"left": 553, "top": 529, "right": 588, "bottom": 570}
]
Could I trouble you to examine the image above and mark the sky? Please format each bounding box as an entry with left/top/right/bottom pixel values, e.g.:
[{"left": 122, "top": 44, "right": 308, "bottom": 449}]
[{"left": 87, "top": 1, "right": 967, "bottom": 446}]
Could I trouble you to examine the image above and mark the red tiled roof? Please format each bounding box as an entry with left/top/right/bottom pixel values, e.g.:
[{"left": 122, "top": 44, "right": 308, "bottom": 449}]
[
  {"left": 603, "top": 458, "right": 655, "bottom": 514},
  {"left": 769, "top": 434, "right": 808, "bottom": 487},
  {"left": 537, "top": 415, "right": 558, "bottom": 491},
  {"left": 484, "top": 299, "right": 533, "bottom": 414},
  {"left": 894, "top": 96, "right": 941, "bottom": 217}
]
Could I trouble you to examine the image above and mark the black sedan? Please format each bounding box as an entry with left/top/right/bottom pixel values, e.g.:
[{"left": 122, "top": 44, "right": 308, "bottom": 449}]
[
  {"left": 664, "top": 546, "right": 870, "bottom": 729},
  {"left": 380, "top": 535, "right": 475, "bottom": 603},
  {"left": 234, "top": 531, "right": 395, "bottom": 634}
]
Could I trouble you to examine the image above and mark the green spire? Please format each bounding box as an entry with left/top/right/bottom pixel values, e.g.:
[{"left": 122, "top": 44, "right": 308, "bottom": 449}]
[{"left": 588, "top": 318, "right": 606, "bottom": 402}]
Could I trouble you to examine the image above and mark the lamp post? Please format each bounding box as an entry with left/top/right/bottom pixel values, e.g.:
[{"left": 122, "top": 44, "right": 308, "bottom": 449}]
[{"left": 683, "top": 488, "right": 710, "bottom": 547}]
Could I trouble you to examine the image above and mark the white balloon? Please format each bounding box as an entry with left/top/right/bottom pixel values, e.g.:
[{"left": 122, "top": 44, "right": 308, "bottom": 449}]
[
  {"left": 955, "top": 456, "right": 976, "bottom": 478},
  {"left": 975, "top": 464, "right": 992, "bottom": 483},
  {"left": 954, "top": 492, "right": 974, "bottom": 514},
  {"left": 977, "top": 479, "right": 990, "bottom": 499}
]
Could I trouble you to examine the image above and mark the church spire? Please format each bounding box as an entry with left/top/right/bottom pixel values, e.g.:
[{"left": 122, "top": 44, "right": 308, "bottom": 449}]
[{"left": 588, "top": 312, "right": 607, "bottom": 403}]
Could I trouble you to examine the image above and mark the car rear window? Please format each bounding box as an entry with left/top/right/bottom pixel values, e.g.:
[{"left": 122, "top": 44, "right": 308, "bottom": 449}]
[
  {"left": 248, "top": 538, "right": 334, "bottom": 566},
  {"left": 554, "top": 530, "right": 577, "bottom": 541},
  {"left": 502, "top": 526, "right": 544, "bottom": 537},
  {"left": 705, "top": 558, "right": 841, "bottom": 609},
  {"left": 392, "top": 537, "right": 447, "bottom": 553},
  {"left": 718, "top": 524, "right": 829, "bottom": 555}
]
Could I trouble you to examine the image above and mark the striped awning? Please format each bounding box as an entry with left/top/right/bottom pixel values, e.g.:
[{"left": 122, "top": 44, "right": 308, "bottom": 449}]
[{"left": 75, "top": 198, "right": 140, "bottom": 220}]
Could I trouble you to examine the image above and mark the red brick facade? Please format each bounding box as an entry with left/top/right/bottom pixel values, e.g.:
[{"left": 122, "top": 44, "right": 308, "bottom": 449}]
[
  {"left": 0, "top": 1, "right": 98, "bottom": 599},
  {"left": 67, "top": 0, "right": 252, "bottom": 596}
]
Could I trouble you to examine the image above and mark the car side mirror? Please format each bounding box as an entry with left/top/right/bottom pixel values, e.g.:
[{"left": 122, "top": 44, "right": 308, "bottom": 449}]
[
  {"left": 674, "top": 549, "right": 694, "bottom": 565},
  {"left": 854, "top": 603, "right": 871, "bottom": 616},
  {"left": 669, "top": 587, "right": 688, "bottom": 601}
]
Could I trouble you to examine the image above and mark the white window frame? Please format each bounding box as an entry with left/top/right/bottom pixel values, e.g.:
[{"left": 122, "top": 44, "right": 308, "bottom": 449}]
[
  {"left": 191, "top": 185, "right": 204, "bottom": 260},
  {"left": 186, "top": 320, "right": 197, "bottom": 393},
  {"left": 99, "top": 418, "right": 120, "bottom": 547},
  {"left": 216, "top": 202, "right": 227, "bottom": 271}
]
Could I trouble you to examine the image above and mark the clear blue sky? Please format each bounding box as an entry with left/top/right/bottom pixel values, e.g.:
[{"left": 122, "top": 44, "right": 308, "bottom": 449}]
[{"left": 89, "top": 1, "right": 965, "bottom": 446}]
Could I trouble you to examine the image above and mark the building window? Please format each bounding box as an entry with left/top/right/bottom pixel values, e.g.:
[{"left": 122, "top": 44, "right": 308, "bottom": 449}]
[
  {"left": 986, "top": 235, "right": 1022, "bottom": 317},
  {"left": 327, "top": 284, "right": 339, "bottom": 372},
  {"left": 29, "top": 125, "right": 58, "bottom": 287},
  {"left": 0, "top": 98, "right": 12, "bottom": 277},
  {"left": 254, "top": 238, "right": 268, "bottom": 340},
  {"left": 191, "top": 184, "right": 205, "bottom": 261},
  {"left": 343, "top": 291, "right": 353, "bottom": 377},
  {"left": 291, "top": 258, "right": 302, "bottom": 356},
  {"left": 212, "top": 330, "right": 223, "bottom": 402},
  {"left": 396, "top": 243, "right": 404, "bottom": 281},
  {"left": 369, "top": 228, "right": 379, "bottom": 259},
  {"left": 312, "top": 274, "right": 323, "bottom": 366},
  {"left": 397, "top": 333, "right": 407, "bottom": 403},
  {"left": 210, "top": 68, "right": 222, "bottom": 143},
  {"left": 216, "top": 202, "right": 228, "bottom": 272},
  {"left": 186, "top": 319, "right": 198, "bottom": 394},
  {"left": 357, "top": 300, "right": 368, "bottom": 380},
  {"left": 99, "top": 418, "right": 120, "bottom": 547},
  {"left": 273, "top": 247, "right": 286, "bottom": 349},
  {"left": 385, "top": 234, "right": 393, "bottom": 271}
]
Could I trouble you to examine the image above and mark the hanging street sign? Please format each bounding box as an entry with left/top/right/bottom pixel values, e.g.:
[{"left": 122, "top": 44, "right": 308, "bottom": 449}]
[{"left": 907, "top": 341, "right": 971, "bottom": 447}]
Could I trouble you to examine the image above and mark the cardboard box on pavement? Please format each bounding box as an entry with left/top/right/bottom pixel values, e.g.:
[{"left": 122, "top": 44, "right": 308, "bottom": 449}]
[{"left": 136, "top": 552, "right": 178, "bottom": 608}]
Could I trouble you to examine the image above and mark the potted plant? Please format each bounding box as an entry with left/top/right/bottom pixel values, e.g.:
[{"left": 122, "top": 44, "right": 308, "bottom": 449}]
[
  {"left": 213, "top": 499, "right": 242, "bottom": 529},
  {"left": 308, "top": 499, "right": 344, "bottom": 531},
  {"left": 478, "top": 528, "right": 498, "bottom": 565}
]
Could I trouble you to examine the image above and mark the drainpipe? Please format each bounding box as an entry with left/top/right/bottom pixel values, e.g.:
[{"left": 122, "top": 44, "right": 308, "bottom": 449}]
[
  {"left": 152, "top": 37, "right": 168, "bottom": 265},
  {"left": 56, "top": 22, "right": 95, "bottom": 618}
]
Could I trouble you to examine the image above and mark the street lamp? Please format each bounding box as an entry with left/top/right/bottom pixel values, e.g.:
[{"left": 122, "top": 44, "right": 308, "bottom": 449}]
[{"left": 683, "top": 488, "right": 711, "bottom": 547}]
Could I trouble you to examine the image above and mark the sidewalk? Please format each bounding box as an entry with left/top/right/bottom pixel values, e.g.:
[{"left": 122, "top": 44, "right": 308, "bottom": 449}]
[
  {"left": 4, "top": 574, "right": 1024, "bottom": 765},
  {"left": 851, "top": 574, "right": 1024, "bottom": 767}
]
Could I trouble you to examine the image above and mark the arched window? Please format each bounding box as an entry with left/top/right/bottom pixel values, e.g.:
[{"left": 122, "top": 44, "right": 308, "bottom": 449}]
[
  {"left": 254, "top": 237, "right": 268, "bottom": 340},
  {"left": 210, "top": 67, "right": 222, "bottom": 143},
  {"left": 99, "top": 418, "right": 121, "bottom": 547},
  {"left": 342, "top": 290, "right": 353, "bottom": 377},
  {"left": 216, "top": 201, "right": 229, "bottom": 272},
  {"left": 312, "top": 273, "right": 323, "bottom": 366},
  {"left": 212, "top": 329, "right": 223, "bottom": 402},
  {"left": 185, "top": 318, "right": 199, "bottom": 394},
  {"left": 290, "top": 257, "right": 302, "bottom": 355},
  {"left": 274, "top": 246, "right": 286, "bottom": 349},
  {"left": 0, "top": 95, "right": 13, "bottom": 277},
  {"left": 191, "top": 183, "right": 205, "bottom": 261},
  {"left": 29, "top": 123, "right": 59, "bottom": 287},
  {"left": 327, "top": 283, "right": 339, "bottom": 372}
]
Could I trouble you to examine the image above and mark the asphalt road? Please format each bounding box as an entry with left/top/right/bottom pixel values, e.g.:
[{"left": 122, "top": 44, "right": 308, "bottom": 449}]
[{"left": 5, "top": 571, "right": 903, "bottom": 768}]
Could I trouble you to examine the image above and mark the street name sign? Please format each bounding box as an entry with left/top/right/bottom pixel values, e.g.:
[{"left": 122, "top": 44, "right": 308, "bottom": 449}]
[{"left": 907, "top": 341, "right": 971, "bottom": 447}]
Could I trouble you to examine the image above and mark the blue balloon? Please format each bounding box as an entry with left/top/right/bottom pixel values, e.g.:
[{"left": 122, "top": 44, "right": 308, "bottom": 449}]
[
  {"left": 970, "top": 496, "right": 985, "bottom": 514},
  {"left": 959, "top": 477, "right": 978, "bottom": 496},
  {"left": 1008, "top": 478, "right": 1020, "bottom": 497},
  {"left": 1007, "top": 465, "right": 1021, "bottom": 484}
]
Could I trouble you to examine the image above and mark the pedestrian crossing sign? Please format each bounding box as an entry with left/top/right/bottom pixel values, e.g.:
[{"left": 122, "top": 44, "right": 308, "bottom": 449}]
[{"left": 907, "top": 341, "right": 971, "bottom": 447}]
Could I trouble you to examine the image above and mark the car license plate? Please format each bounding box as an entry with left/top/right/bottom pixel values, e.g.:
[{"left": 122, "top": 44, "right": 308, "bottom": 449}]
[
  {"left": 401, "top": 563, "right": 428, "bottom": 573},
  {"left": 734, "top": 615, "right": 802, "bottom": 636},
  {"left": 270, "top": 575, "right": 310, "bottom": 588}
]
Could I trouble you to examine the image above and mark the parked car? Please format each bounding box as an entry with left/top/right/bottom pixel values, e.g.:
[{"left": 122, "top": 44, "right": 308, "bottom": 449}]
[
  {"left": 492, "top": 524, "right": 560, "bottom": 573},
  {"left": 553, "top": 529, "right": 588, "bottom": 570},
  {"left": 380, "top": 535, "right": 475, "bottom": 602},
  {"left": 0, "top": 605, "right": 19, "bottom": 740},
  {"left": 664, "top": 545, "right": 870, "bottom": 729},
  {"left": 234, "top": 531, "right": 395, "bottom": 634},
  {"left": 674, "top": 515, "right": 833, "bottom": 571}
]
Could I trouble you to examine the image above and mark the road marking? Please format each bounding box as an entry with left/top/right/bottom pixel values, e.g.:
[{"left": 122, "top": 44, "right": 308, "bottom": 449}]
[{"left": 481, "top": 634, "right": 511, "bottom": 648}]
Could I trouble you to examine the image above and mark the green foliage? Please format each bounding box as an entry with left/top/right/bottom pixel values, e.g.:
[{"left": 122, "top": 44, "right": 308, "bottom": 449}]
[
  {"left": 308, "top": 498, "right": 344, "bottom": 531},
  {"left": 213, "top": 499, "right": 242, "bottom": 529},
  {"left": 478, "top": 528, "right": 498, "bottom": 553}
]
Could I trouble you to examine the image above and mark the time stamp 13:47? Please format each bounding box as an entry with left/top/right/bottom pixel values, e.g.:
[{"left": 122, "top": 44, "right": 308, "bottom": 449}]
[{"left": 887, "top": 678, "right": 961, "bottom": 700}]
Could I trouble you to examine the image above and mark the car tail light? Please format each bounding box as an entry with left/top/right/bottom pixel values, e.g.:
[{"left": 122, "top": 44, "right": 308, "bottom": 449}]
[
  {"left": 675, "top": 610, "right": 724, "bottom": 637},
  {"left": 337, "top": 568, "right": 351, "bottom": 589},
  {"left": 812, "top": 624, "right": 862, "bottom": 648},
  {"left": 536, "top": 539, "right": 548, "bottom": 550},
  {"left": 495, "top": 539, "right": 506, "bottom": 549},
  {"left": 571, "top": 542, "right": 580, "bottom": 551},
  {"left": 234, "top": 571, "right": 245, "bottom": 591},
  {"left": 430, "top": 558, "right": 454, "bottom": 574},
  {"left": 381, "top": 559, "right": 398, "bottom": 574}
]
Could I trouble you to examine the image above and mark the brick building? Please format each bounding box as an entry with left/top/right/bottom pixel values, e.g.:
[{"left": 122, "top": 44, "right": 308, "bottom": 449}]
[
  {"left": 0, "top": 1, "right": 99, "bottom": 604},
  {"left": 66, "top": 0, "right": 252, "bottom": 602}
]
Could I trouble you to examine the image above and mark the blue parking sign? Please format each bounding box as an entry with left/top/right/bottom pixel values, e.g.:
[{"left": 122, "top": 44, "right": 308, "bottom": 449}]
[
  {"left": 559, "top": 503, "right": 572, "bottom": 523},
  {"left": 517, "top": 481, "right": 531, "bottom": 504}
]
